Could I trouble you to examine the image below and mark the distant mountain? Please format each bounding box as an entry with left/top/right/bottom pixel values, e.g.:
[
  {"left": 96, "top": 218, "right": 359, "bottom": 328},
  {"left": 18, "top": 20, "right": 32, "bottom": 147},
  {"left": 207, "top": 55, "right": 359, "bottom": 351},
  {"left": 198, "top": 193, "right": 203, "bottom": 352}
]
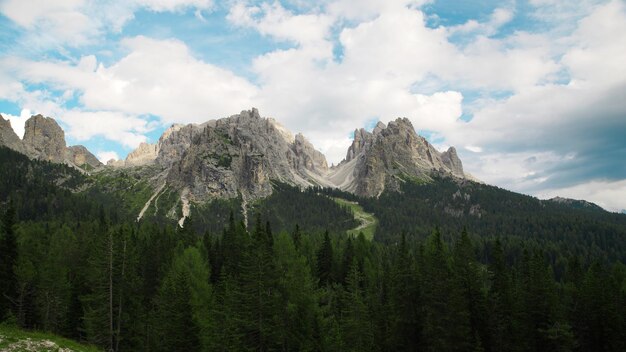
[
  {"left": 0, "top": 113, "right": 102, "bottom": 171},
  {"left": 328, "top": 118, "right": 466, "bottom": 197},
  {"left": 2, "top": 108, "right": 619, "bottom": 230},
  {"left": 548, "top": 196, "right": 605, "bottom": 212}
]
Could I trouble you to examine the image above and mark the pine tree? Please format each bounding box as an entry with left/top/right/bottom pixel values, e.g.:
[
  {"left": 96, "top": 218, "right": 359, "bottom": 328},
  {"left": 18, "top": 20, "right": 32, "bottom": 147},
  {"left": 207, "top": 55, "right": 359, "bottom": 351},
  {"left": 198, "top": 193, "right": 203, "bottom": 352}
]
[
  {"left": 317, "top": 231, "right": 334, "bottom": 287},
  {"left": 340, "top": 260, "right": 375, "bottom": 352},
  {"left": 153, "top": 247, "right": 213, "bottom": 352},
  {"left": 0, "top": 205, "right": 17, "bottom": 320},
  {"left": 274, "top": 231, "right": 320, "bottom": 351},
  {"left": 421, "top": 228, "right": 472, "bottom": 352},
  {"left": 238, "top": 214, "right": 281, "bottom": 351},
  {"left": 388, "top": 232, "right": 420, "bottom": 351},
  {"left": 487, "top": 238, "right": 514, "bottom": 352},
  {"left": 452, "top": 229, "right": 488, "bottom": 351}
]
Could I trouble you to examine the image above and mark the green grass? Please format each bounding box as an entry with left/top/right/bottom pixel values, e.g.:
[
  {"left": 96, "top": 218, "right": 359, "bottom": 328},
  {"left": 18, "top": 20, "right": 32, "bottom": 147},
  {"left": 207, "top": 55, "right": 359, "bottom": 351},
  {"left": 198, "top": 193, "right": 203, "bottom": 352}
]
[
  {"left": 0, "top": 324, "right": 101, "bottom": 351},
  {"left": 333, "top": 197, "right": 377, "bottom": 240}
]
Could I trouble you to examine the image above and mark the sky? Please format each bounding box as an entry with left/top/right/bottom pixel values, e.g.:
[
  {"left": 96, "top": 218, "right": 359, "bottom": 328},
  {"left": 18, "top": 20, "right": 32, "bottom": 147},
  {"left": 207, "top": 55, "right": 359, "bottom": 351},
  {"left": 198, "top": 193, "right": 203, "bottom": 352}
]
[{"left": 0, "top": 0, "right": 625, "bottom": 212}]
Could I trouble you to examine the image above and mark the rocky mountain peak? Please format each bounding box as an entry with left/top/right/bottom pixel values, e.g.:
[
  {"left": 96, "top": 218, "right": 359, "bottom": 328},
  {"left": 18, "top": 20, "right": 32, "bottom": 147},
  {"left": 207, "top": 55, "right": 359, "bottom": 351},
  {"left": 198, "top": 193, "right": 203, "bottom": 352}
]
[
  {"left": 23, "top": 114, "right": 67, "bottom": 163},
  {"left": 372, "top": 121, "right": 386, "bottom": 135},
  {"left": 125, "top": 142, "right": 158, "bottom": 167},
  {"left": 345, "top": 128, "right": 373, "bottom": 162},
  {"left": 66, "top": 145, "right": 102, "bottom": 169},
  {"left": 441, "top": 146, "right": 464, "bottom": 178},
  {"left": 293, "top": 133, "right": 329, "bottom": 173},
  {"left": 328, "top": 116, "right": 466, "bottom": 197},
  {"left": 0, "top": 113, "right": 101, "bottom": 172},
  {"left": 0, "top": 114, "right": 26, "bottom": 154}
]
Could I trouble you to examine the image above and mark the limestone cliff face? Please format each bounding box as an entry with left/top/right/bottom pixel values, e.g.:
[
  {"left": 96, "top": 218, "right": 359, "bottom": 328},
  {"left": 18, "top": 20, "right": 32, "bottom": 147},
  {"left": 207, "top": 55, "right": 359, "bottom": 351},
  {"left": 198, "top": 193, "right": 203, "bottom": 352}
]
[
  {"left": 165, "top": 108, "right": 330, "bottom": 201},
  {"left": 23, "top": 114, "right": 67, "bottom": 163},
  {"left": 329, "top": 118, "right": 465, "bottom": 197},
  {"left": 0, "top": 114, "right": 26, "bottom": 154},
  {"left": 441, "top": 146, "right": 464, "bottom": 178},
  {"left": 66, "top": 145, "right": 102, "bottom": 169},
  {"left": 1, "top": 114, "right": 101, "bottom": 172},
  {"left": 292, "top": 133, "right": 328, "bottom": 174},
  {"left": 125, "top": 142, "right": 158, "bottom": 167}
]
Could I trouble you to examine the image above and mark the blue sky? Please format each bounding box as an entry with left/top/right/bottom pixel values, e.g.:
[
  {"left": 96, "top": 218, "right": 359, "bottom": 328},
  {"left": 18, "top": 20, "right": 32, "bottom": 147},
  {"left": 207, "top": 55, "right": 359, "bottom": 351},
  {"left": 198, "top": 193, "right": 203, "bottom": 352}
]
[{"left": 0, "top": 0, "right": 625, "bottom": 211}]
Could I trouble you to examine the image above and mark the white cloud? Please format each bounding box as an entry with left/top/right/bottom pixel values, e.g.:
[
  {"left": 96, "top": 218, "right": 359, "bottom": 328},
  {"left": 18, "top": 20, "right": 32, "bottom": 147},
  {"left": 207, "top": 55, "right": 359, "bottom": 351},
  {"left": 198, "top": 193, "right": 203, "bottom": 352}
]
[
  {"left": 96, "top": 150, "right": 120, "bottom": 163},
  {"left": 537, "top": 179, "right": 626, "bottom": 212},
  {"left": 0, "top": 0, "right": 215, "bottom": 47},
  {"left": 228, "top": 1, "right": 333, "bottom": 46},
  {"left": 448, "top": 7, "right": 514, "bottom": 36},
  {"left": 62, "top": 110, "right": 152, "bottom": 148},
  {"left": 1, "top": 0, "right": 624, "bottom": 212},
  {"left": 0, "top": 108, "right": 32, "bottom": 139},
  {"left": 3, "top": 36, "right": 259, "bottom": 127}
]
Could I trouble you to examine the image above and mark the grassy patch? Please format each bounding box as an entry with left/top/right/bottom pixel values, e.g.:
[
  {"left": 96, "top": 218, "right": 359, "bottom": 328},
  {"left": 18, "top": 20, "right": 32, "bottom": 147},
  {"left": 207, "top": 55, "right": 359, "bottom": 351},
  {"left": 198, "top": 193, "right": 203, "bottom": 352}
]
[
  {"left": 0, "top": 324, "right": 101, "bottom": 351},
  {"left": 333, "top": 197, "right": 377, "bottom": 240}
]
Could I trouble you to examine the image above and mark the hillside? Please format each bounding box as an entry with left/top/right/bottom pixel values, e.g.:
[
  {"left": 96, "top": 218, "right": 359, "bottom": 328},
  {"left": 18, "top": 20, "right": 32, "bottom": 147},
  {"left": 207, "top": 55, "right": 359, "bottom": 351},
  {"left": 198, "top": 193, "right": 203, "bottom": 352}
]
[
  {"left": 0, "top": 325, "right": 100, "bottom": 352},
  {"left": 1, "top": 118, "right": 625, "bottom": 352}
]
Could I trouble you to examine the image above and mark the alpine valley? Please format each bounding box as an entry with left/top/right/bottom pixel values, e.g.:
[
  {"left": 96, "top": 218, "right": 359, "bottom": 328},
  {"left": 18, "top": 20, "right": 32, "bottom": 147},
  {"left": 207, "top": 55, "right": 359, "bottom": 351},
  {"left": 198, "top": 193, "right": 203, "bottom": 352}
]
[{"left": 0, "top": 109, "right": 625, "bottom": 351}]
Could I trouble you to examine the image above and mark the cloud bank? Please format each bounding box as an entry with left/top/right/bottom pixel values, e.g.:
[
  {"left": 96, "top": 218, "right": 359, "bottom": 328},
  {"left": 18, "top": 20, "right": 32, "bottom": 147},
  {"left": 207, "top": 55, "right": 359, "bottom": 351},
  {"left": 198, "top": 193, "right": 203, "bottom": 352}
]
[{"left": 0, "top": 0, "right": 624, "bottom": 211}]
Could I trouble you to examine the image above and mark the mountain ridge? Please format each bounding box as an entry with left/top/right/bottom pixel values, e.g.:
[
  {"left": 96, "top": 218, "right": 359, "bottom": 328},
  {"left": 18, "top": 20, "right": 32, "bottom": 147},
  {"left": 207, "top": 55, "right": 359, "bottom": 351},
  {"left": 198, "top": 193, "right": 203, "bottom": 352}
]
[
  {"left": 1, "top": 108, "right": 612, "bottom": 218},
  {"left": 0, "top": 113, "right": 102, "bottom": 171}
]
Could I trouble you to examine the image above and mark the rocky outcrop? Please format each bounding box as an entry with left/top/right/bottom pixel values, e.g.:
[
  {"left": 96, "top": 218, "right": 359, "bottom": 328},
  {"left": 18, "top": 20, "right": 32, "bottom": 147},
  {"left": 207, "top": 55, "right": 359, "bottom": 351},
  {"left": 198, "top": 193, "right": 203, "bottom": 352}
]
[
  {"left": 125, "top": 142, "right": 158, "bottom": 167},
  {"left": 329, "top": 117, "right": 465, "bottom": 197},
  {"left": 66, "top": 145, "right": 102, "bottom": 169},
  {"left": 1, "top": 113, "right": 101, "bottom": 172},
  {"left": 292, "top": 133, "right": 328, "bottom": 174},
  {"left": 23, "top": 114, "right": 66, "bottom": 163},
  {"left": 441, "top": 147, "right": 464, "bottom": 178},
  {"left": 0, "top": 114, "right": 26, "bottom": 154},
  {"left": 165, "top": 108, "right": 331, "bottom": 201}
]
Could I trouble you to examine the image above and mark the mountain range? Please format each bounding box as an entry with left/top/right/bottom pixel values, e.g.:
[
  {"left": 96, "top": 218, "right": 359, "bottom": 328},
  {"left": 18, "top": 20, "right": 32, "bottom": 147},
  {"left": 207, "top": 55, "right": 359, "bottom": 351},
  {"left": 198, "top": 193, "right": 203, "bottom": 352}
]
[{"left": 0, "top": 108, "right": 480, "bottom": 222}]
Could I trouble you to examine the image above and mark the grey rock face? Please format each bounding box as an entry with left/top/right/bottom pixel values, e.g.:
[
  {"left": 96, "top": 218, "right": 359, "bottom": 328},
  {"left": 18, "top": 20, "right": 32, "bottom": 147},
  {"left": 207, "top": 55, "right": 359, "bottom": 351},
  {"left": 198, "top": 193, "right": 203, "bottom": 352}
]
[
  {"left": 2, "top": 114, "right": 101, "bottom": 172},
  {"left": 292, "top": 133, "right": 328, "bottom": 174},
  {"left": 165, "top": 108, "right": 330, "bottom": 202},
  {"left": 0, "top": 114, "right": 26, "bottom": 154},
  {"left": 125, "top": 142, "right": 158, "bottom": 167},
  {"left": 441, "top": 146, "right": 464, "bottom": 178},
  {"left": 329, "top": 117, "right": 465, "bottom": 197},
  {"left": 66, "top": 145, "right": 102, "bottom": 169},
  {"left": 23, "top": 114, "right": 67, "bottom": 163}
]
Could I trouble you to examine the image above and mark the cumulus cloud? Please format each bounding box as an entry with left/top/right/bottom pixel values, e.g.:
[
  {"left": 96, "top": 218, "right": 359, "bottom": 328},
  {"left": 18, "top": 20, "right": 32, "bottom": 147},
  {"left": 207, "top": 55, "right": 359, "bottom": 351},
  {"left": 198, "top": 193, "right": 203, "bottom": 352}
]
[
  {"left": 2, "top": 36, "right": 258, "bottom": 126},
  {"left": 96, "top": 150, "right": 120, "bottom": 163},
  {"left": 0, "top": 108, "right": 32, "bottom": 139},
  {"left": 1, "top": 0, "right": 624, "bottom": 210},
  {"left": 537, "top": 179, "right": 626, "bottom": 213},
  {"left": 0, "top": 0, "right": 214, "bottom": 47}
]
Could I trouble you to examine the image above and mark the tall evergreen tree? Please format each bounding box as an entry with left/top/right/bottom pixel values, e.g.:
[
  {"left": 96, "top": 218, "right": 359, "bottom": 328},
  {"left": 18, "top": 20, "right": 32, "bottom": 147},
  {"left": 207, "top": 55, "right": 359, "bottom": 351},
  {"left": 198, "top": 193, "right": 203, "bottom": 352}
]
[
  {"left": 487, "top": 238, "right": 515, "bottom": 352},
  {"left": 388, "top": 232, "right": 421, "bottom": 351},
  {"left": 0, "top": 205, "right": 17, "bottom": 320},
  {"left": 453, "top": 229, "right": 488, "bottom": 351},
  {"left": 153, "top": 247, "right": 213, "bottom": 352},
  {"left": 238, "top": 214, "right": 281, "bottom": 351},
  {"left": 340, "top": 260, "right": 375, "bottom": 352},
  {"left": 421, "top": 229, "right": 472, "bottom": 352},
  {"left": 317, "top": 231, "right": 334, "bottom": 287}
]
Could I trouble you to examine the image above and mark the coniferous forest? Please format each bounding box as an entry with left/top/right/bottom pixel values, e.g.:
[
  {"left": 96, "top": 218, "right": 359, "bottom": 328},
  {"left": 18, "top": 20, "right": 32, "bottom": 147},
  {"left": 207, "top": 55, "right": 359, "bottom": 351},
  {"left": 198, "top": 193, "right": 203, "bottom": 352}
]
[{"left": 1, "top": 146, "right": 626, "bottom": 351}]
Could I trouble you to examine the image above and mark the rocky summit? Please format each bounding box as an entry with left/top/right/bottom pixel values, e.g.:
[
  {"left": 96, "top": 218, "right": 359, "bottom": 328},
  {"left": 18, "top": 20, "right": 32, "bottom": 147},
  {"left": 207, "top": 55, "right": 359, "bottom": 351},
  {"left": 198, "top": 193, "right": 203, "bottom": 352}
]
[
  {"left": 0, "top": 114, "right": 26, "bottom": 154},
  {"left": 2, "top": 108, "right": 468, "bottom": 206},
  {"left": 0, "top": 114, "right": 101, "bottom": 171},
  {"left": 328, "top": 118, "right": 464, "bottom": 197}
]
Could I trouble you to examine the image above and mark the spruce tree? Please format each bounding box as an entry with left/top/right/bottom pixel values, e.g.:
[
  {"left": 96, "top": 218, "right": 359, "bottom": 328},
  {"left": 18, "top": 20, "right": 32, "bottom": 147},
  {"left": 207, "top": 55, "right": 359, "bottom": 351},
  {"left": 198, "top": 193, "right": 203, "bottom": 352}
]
[
  {"left": 388, "top": 232, "right": 420, "bottom": 351},
  {"left": 317, "top": 231, "right": 334, "bottom": 287},
  {"left": 452, "top": 229, "right": 488, "bottom": 351},
  {"left": 0, "top": 205, "right": 17, "bottom": 320}
]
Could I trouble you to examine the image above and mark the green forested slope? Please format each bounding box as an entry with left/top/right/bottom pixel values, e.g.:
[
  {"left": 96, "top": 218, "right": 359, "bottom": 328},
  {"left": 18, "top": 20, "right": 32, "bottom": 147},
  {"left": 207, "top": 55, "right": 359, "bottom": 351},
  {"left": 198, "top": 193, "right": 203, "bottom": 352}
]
[{"left": 1, "top": 147, "right": 625, "bottom": 351}]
